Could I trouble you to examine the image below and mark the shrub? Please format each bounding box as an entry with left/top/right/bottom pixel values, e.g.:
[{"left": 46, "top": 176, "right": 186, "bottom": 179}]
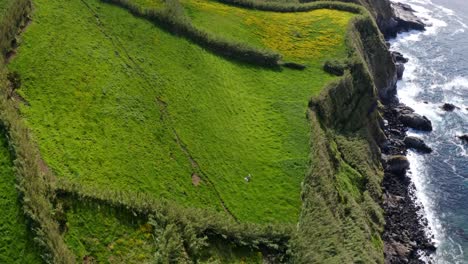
[{"left": 323, "top": 59, "right": 347, "bottom": 76}]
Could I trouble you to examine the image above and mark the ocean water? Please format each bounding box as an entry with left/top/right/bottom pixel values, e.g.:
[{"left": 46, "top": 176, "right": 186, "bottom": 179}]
[{"left": 389, "top": 0, "right": 468, "bottom": 263}]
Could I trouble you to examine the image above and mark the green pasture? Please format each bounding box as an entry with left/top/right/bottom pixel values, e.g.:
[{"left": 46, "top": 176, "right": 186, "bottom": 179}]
[{"left": 8, "top": 0, "right": 353, "bottom": 224}]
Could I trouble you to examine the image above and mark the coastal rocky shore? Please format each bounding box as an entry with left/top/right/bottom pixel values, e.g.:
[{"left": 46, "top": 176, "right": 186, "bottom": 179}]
[
  {"left": 381, "top": 100, "right": 436, "bottom": 263},
  {"left": 375, "top": 1, "right": 437, "bottom": 262}
]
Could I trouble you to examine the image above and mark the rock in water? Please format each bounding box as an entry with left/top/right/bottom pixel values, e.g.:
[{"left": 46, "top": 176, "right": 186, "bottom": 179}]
[
  {"left": 404, "top": 136, "right": 432, "bottom": 153},
  {"left": 458, "top": 134, "right": 468, "bottom": 143},
  {"left": 391, "top": 51, "right": 409, "bottom": 63},
  {"left": 441, "top": 103, "right": 457, "bottom": 111},
  {"left": 385, "top": 155, "right": 410, "bottom": 175},
  {"left": 398, "top": 112, "right": 433, "bottom": 131}
]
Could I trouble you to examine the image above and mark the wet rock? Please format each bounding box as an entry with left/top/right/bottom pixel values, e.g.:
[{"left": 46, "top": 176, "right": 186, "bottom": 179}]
[
  {"left": 392, "top": 2, "right": 426, "bottom": 32},
  {"left": 441, "top": 103, "right": 458, "bottom": 111},
  {"left": 385, "top": 155, "right": 410, "bottom": 175},
  {"left": 391, "top": 51, "right": 409, "bottom": 63},
  {"left": 458, "top": 134, "right": 468, "bottom": 143},
  {"left": 422, "top": 242, "right": 437, "bottom": 252},
  {"left": 398, "top": 112, "right": 433, "bottom": 131},
  {"left": 394, "top": 105, "right": 432, "bottom": 131},
  {"left": 394, "top": 104, "right": 414, "bottom": 114},
  {"left": 404, "top": 136, "right": 432, "bottom": 153},
  {"left": 396, "top": 62, "right": 405, "bottom": 80}
]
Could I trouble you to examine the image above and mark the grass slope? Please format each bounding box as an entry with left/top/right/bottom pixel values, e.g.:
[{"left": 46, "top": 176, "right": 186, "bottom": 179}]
[
  {"left": 9, "top": 0, "right": 352, "bottom": 224},
  {"left": 0, "top": 131, "right": 42, "bottom": 263}
]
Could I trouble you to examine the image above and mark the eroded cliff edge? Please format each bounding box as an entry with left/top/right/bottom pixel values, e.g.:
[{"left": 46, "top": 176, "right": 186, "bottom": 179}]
[{"left": 294, "top": 0, "right": 434, "bottom": 263}]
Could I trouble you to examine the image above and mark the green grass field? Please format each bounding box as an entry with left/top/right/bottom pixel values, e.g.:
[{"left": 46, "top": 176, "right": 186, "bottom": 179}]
[
  {"left": 0, "top": 131, "right": 42, "bottom": 263},
  {"left": 8, "top": 0, "right": 353, "bottom": 225}
]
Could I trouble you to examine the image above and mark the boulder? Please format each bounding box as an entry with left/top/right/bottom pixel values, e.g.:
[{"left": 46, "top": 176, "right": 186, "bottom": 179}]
[
  {"left": 394, "top": 104, "right": 414, "bottom": 115},
  {"left": 398, "top": 112, "right": 432, "bottom": 131},
  {"left": 385, "top": 155, "right": 410, "bottom": 175},
  {"left": 458, "top": 134, "right": 468, "bottom": 143},
  {"left": 404, "top": 136, "right": 432, "bottom": 153},
  {"left": 441, "top": 103, "right": 457, "bottom": 111}
]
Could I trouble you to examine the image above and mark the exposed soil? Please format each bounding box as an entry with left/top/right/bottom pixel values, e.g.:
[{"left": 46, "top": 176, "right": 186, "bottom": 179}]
[{"left": 191, "top": 173, "right": 201, "bottom": 186}]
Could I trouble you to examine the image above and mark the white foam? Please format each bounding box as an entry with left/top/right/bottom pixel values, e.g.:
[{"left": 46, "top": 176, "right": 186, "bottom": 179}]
[
  {"left": 441, "top": 76, "right": 468, "bottom": 91},
  {"left": 391, "top": 0, "right": 468, "bottom": 262}
]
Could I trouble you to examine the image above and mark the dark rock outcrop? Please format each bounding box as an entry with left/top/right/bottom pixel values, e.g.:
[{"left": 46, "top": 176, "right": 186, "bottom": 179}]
[
  {"left": 404, "top": 136, "right": 432, "bottom": 153},
  {"left": 362, "top": 0, "right": 426, "bottom": 38},
  {"left": 441, "top": 103, "right": 458, "bottom": 111},
  {"left": 394, "top": 105, "right": 432, "bottom": 131},
  {"left": 391, "top": 2, "right": 426, "bottom": 33},
  {"left": 392, "top": 51, "right": 407, "bottom": 80},
  {"left": 392, "top": 51, "right": 409, "bottom": 63},
  {"left": 458, "top": 134, "right": 468, "bottom": 143},
  {"left": 399, "top": 113, "right": 432, "bottom": 131}
]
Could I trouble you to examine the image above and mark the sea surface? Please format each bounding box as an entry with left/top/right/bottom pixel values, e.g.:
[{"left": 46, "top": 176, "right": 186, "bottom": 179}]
[{"left": 390, "top": 0, "right": 468, "bottom": 262}]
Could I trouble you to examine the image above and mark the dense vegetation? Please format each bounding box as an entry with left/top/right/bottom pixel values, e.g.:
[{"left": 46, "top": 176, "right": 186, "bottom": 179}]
[
  {"left": 0, "top": 0, "right": 394, "bottom": 262},
  {"left": 0, "top": 128, "right": 41, "bottom": 263}
]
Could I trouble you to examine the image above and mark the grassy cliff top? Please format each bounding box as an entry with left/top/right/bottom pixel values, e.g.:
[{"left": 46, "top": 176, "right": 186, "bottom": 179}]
[{"left": 8, "top": 0, "right": 353, "bottom": 226}]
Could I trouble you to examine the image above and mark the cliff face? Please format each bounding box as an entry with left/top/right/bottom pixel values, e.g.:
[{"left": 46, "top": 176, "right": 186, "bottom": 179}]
[
  {"left": 356, "top": 0, "right": 397, "bottom": 36},
  {"left": 354, "top": 0, "right": 426, "bottom": 38},
  {"left": 292, "top": 10, "right": 397, "bottom": 262}
]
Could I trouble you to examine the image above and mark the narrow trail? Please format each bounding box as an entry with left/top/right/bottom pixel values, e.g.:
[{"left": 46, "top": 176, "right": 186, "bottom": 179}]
[
  {"left": 79, "top": 0, "right": 237, "bottom": 221},
  {"left": 156, "top": 97, "right": 238, "bottom": 222}
]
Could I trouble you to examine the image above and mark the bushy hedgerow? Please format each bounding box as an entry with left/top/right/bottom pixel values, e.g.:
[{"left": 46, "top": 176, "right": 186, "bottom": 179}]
[
  {"left": 56, "top": 180, "right": 293, "bottom": 259},
  {"left": 102, "top": 0, "right": 282, "bottom": 67},
  {"left": 0, "top": 1, "right": 76, "bottom": 263},
  {"left": 0, "top": 71, "right": 75, "bottom": 262},
  {"left": 323, "top": 59, "right": 348, "bottom": 76},
  {"left": 211, "top": 0, "right": 363, "bottom": 14},
  {"left": 0, "top": 0, "right": 31, "bottom": 57}
]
